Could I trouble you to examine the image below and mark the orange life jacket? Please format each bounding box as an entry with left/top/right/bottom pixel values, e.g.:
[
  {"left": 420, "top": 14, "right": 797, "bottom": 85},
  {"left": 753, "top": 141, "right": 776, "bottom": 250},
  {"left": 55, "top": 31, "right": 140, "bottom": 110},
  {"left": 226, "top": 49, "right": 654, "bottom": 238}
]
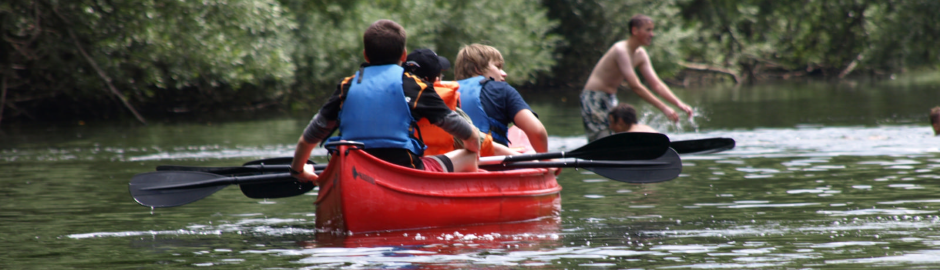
[
  {"left": 417, "top": 81, "right": 498, "bottom": 157},
  {"left": 417, "top": 81, "right": 461, "bottom": 156}
]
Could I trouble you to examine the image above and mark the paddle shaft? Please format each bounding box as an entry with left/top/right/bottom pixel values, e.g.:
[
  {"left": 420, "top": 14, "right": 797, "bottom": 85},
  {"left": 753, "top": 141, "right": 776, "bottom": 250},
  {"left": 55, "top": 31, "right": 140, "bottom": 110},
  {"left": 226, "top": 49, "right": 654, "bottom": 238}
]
[
  {"left": 143, "top": 156, "right": 675, "bottom": 193},
  {"left": 141, "top": 173, "right": 298, "bottom": 191},
  {"left": 161, "top": 158, "right": 670, "bottom": 175},
  {"left": 133, "top": 149, "right": 681, "bottom": 208},
  {"left": 156, "top": 164, "right": 324, "bottom": 175},
  {"left": 480, "top": 159, "right": 668, "bottom": 169}
]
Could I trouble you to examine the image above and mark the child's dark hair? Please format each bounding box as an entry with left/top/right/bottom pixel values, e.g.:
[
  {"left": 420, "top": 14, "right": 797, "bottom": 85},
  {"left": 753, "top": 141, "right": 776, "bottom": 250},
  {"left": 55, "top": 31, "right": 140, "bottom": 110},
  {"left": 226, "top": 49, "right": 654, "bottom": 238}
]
[
  {"left": 609, "top": 103, "right": 638, "bottom": 126},
  {"left": 363, "top": 20, "right": 406, "bottom": 65}
]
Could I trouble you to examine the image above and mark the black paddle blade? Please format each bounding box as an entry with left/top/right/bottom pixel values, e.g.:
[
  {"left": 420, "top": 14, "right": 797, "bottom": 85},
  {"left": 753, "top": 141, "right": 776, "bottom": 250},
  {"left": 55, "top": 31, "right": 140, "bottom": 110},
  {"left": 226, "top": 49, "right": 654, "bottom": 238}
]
[
  {"left": 671, "top": 138, "right": 735, "bottom": 155},
  {"left": 129, "top": 171, "right": 230, "bottom": 208},
  {"left": 240, "top": 179, "right": 316, "bottom": 199},
  {"left": 572, "top": 132, "right": 670, "bottom": 160},
  {"left": 239, "top": 157, "right": 317, "bottom": 199},
  {"left": 496, "top": 132, "right": 670, "bottom": 163},
  {"left": 586, "top": 148, "right": 682, "bottom": 184}
]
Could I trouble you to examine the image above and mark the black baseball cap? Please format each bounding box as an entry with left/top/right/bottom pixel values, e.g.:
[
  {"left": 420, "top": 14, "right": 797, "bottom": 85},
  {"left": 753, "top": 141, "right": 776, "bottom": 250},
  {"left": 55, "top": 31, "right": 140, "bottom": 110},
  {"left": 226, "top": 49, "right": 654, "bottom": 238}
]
[{"left": 405, "top": 48, "right": 450, "bottom": 80}]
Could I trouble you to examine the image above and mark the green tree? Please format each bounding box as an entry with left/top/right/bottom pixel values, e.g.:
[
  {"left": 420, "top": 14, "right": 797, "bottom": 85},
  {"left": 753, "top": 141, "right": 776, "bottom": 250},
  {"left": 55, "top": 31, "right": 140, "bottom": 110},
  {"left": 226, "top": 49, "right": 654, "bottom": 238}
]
[
  {"left": 2, "top": 0, "right": 296, "bottom": 122},
  {"left": 676, "top": 0, "right": 940, "bottom": 81},
  {"left": 282, "top": 0, "right": 560, "bottom": 109}
]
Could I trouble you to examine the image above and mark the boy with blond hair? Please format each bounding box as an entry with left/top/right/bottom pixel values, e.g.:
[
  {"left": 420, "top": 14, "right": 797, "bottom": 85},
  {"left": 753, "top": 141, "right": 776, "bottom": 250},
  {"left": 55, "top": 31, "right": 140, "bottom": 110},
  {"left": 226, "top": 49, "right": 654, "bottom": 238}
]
[{"left": 454, "top": 44, "right": 548, "bottom": 155}]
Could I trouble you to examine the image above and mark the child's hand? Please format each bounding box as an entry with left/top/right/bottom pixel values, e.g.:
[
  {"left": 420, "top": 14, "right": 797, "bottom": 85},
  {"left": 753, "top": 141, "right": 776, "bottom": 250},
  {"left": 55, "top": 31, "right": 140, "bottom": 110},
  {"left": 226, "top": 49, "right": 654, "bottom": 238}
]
[{"left": 464, "top": 131, "right": 481, "bottom": 153}]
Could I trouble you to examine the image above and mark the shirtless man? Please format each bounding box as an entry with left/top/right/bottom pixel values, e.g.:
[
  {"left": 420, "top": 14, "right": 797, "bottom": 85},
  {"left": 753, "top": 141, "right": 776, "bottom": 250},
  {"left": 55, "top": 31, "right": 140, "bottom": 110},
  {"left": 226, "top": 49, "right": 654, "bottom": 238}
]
[{"left": 580, "top": 14, "right": 693, "bottom": 142}]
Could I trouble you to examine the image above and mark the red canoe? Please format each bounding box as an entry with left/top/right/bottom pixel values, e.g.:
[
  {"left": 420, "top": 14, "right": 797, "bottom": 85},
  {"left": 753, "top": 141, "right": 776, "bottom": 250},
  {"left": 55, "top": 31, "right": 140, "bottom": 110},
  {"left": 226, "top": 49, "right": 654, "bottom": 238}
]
[{"left": 313, "top": 142, "right": 562, "bottom": 233}]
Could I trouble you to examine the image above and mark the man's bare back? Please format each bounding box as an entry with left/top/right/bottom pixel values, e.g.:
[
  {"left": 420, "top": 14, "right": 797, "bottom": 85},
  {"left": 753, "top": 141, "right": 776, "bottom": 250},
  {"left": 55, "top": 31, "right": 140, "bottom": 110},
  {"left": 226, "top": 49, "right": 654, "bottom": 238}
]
[
  {"left": 583, "top": 40, "right": 645, "bottom": 94},
  {"left": 579, "top": 14, "right": 692, "bottom": 142}
]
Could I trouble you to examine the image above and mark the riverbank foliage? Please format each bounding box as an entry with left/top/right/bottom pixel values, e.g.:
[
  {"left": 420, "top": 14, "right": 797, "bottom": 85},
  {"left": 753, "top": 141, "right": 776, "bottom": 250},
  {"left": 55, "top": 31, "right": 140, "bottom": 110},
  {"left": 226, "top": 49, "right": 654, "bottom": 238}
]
[{"left": 1, "top": 0, "right": 938, "bottom": 123}]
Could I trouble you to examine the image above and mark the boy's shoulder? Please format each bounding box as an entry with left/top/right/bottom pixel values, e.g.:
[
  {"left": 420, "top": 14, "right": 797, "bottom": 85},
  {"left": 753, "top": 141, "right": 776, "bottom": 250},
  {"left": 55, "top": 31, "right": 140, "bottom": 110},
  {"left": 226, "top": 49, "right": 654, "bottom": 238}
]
[
  {"left": 483, "top": 80, "right": 520, "bottom": 96},
  {"left": 484, "top": 80, "right": 515, "bottom": 89}
]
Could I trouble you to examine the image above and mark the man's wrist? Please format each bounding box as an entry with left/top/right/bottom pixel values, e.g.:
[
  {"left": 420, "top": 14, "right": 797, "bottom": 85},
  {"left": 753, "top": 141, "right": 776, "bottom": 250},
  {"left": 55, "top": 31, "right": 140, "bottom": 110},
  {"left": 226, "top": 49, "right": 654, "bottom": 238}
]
[{"left": 289, "top": 165, "right": 303, "bottom": 175}]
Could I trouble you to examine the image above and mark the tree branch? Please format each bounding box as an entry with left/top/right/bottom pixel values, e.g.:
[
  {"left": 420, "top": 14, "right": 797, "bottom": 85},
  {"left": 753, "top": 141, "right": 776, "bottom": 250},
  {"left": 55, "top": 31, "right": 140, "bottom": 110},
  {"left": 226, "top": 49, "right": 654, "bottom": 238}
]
[
  {"left": 49, "top": 5, "right": 147, "bottom": 124},
  {"left": 678, "top": 61, "right": 741, "bottom": 84},
  {"left": 838, "top": 54, "right": 863, "bottom": 79}
]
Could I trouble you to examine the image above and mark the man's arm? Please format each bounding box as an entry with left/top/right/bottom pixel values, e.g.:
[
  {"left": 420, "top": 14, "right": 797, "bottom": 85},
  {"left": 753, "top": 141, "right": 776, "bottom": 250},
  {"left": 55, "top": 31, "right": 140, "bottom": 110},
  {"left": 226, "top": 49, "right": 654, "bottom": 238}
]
[
  {"left": 635, "top": 49, "right": 693, "bottom": 118},
  {"left": 614, "top": 45, "right": 679, "bottom": 122}
]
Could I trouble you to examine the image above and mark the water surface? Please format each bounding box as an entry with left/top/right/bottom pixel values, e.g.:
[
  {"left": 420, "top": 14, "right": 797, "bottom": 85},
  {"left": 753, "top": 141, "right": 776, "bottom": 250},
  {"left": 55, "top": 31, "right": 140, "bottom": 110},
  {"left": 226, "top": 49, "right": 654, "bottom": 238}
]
[{"left": 2, "top": 76, "right": 940, "bottom": 269}]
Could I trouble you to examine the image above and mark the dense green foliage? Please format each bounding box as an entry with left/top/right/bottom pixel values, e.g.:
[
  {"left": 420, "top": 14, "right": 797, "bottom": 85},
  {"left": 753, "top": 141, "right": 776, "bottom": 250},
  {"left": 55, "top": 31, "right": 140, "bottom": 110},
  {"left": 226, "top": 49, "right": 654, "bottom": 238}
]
[
  {"left": 1, "top": 0, "right": 938, "bottom": 122},
  {"left": 282, "top": 0, "right": 560, "bottom": 105},
  {"left": 1, "top": 0, "right": 296, "bottom": 120}
]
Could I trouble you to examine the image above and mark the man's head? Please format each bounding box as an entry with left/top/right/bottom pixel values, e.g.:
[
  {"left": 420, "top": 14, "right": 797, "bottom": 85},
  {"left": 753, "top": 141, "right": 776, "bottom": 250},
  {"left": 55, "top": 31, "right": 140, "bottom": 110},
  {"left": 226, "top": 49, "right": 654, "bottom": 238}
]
[
  {"left": 930, "top": 106, "right": 940, "bottom": 135},
  {"left": 608, "top": 103, "right": 638, "bottom": 133},
  {"left": 627, "top": 14, "right": 655, "bottom": 46},
  {"left": 454, "top": 44, "right": 505, "bottom": 81},
  {"left": 363, "top": 19, "right": 407, "bottom": 65},
  {"left": 404, "top": 48, "right": 450, "bottom": 83}
]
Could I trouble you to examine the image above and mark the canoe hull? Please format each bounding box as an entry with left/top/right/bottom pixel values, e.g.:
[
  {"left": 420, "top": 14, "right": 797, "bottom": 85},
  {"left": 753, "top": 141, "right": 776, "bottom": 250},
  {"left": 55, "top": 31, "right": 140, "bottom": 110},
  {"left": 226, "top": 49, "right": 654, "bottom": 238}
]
[{"left": 315, "top": 144, "right": 562, "bottom": 233}]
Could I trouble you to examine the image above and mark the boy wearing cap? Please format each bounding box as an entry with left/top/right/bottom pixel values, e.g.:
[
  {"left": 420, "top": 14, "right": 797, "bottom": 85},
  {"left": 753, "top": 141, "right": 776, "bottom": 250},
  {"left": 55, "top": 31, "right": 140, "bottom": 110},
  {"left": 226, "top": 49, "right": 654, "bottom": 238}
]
[
  {"left": 405, "top": 49, "right": 463, "bottom": 156},
  {"left": 289, "top": 20, "right": 480, "bottom": 183},
  {"left": 454, "top": 44, "right": 549, "bottom": 154}
]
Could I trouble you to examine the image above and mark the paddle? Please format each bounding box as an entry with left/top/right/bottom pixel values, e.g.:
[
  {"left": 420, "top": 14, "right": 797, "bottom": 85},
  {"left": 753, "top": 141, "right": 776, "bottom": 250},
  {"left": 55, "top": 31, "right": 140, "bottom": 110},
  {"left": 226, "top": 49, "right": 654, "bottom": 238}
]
[
  {"left": 156, "top": 132, "right": 671, "bottom": 174},
  {"left": 235, "top": 158, "right": 316, "bottom": 199},
  {"left": 481, "top": 148, "right": 682, "bottom": 184},
  {"left": 671, "top": 137, "right": 735, "bottom": 155},
  {"left": 153, "top": 159, "right": 317, "bottom": 200},
  {"left": 156, "top": 158, "right": 314, "bottom": 175},
  {"left": 129, "top": 172, "right": 314, "bottom": 208},
  {"left": 157, "top": 136, "right": 724, "bottom": 175},
  {"left": 131, "top": 151, "right": 682, "bottom": 208},
  {"left": 493, "top": 132, "right": 669, "bottom": 162}
]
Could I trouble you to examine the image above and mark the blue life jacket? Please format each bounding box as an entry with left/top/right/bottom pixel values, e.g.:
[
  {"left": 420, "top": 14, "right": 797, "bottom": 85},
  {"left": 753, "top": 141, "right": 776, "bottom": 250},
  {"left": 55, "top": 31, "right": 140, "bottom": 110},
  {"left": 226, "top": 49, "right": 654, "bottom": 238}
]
[
  {"left": 338, "top": 64, "right": 425, "bottom": 156},
  {"left": 457, "top": 76, "right": 510, "bottom": 145}
]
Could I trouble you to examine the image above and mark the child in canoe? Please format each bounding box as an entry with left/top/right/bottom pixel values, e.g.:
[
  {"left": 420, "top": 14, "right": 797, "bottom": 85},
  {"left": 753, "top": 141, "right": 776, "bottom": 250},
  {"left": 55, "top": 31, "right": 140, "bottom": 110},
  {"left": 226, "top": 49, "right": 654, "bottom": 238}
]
[
  {"left": 404, "top": 48, "right": 525, "bottom": 157},
  {"left": 403, "top": 48, "right": 462, "bottom": 156},
  {"left": 453, "top": 44, "right": 549, "bottom": 154},
  {"left": 288, "top": 20, "right": 480, "bottom": 182}
]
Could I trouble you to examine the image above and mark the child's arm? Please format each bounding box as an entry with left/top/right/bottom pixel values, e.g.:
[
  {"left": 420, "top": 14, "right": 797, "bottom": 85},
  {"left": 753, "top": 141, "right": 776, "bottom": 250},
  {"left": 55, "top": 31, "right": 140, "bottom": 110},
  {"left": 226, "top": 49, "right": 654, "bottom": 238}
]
[{"left": 512, "top": 110, "right": 548, "bottom": 153}]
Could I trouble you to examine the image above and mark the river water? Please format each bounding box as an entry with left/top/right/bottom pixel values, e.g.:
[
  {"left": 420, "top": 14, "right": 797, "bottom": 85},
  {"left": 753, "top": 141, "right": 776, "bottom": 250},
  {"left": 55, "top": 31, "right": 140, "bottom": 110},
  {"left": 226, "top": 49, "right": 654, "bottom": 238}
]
[{"left": 2, "top": 75, "right": 939, "bottom": 269}]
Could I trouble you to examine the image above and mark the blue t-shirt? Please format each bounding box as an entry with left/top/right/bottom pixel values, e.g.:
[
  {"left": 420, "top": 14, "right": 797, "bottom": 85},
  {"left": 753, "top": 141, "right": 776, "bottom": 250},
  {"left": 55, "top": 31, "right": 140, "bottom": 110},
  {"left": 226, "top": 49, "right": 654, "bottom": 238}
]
[{"left": 478, "top": 81, "right": 536, "bottom": 126}]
